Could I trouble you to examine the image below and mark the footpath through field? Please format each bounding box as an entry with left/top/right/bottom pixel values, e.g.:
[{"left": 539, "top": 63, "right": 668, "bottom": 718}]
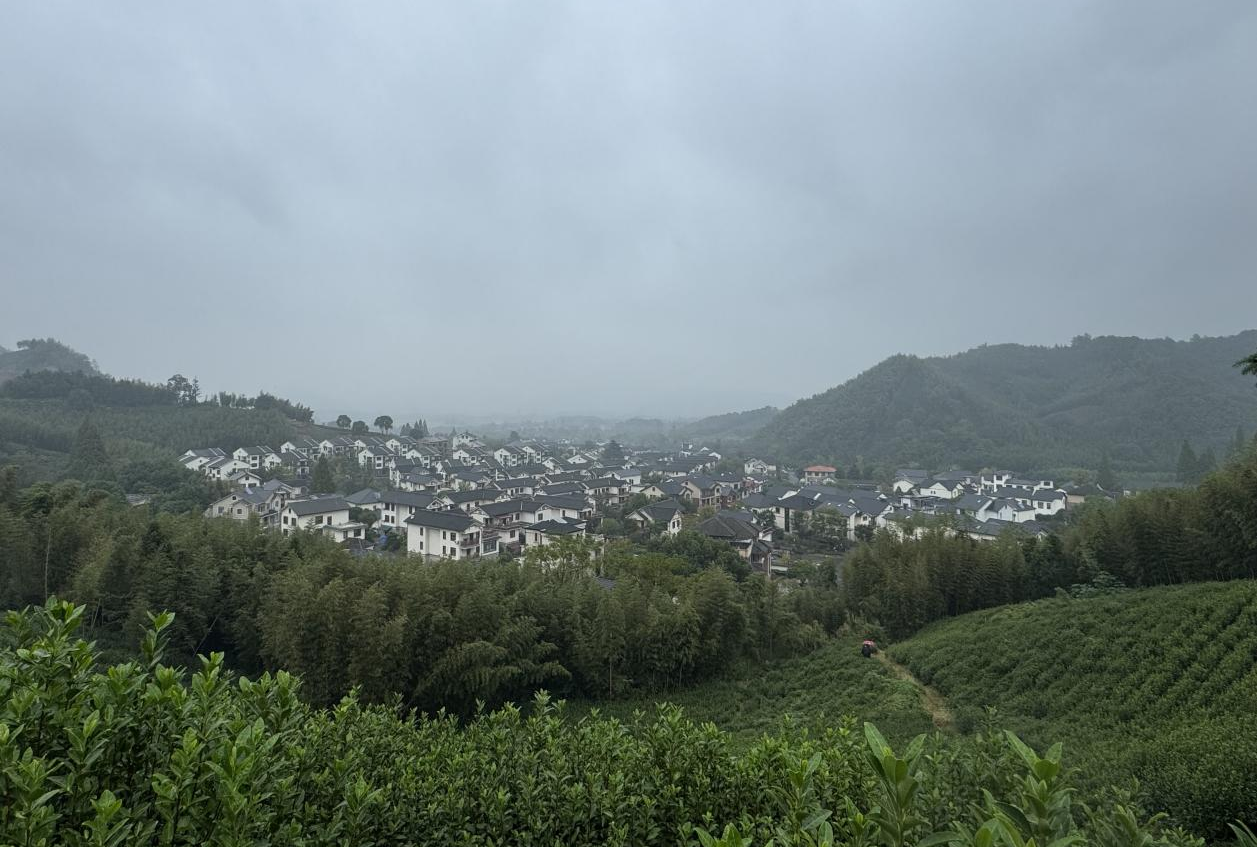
[{"left": 875, "top": 652, "right": 955, "bottom": 732}]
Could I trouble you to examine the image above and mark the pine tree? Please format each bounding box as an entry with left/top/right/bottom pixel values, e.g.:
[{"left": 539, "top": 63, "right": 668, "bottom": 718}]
[
  {"left": 68, "top": 419, "right": 113, "bottom": 482},
  {"left": 1231, "top": 425, "right": 1249, "bottom": 458},
  {"left": 1176, "top": 441, "right": 1198, "bottom": 483},
  {"left": 312, "top": 456, "right": 335, "bottom": 494},
  {"left": 1196, "top": 447, "right": 1218, "bottom": 480},
  {"left": 1097, "top": 450, "right": 1117, "bottom": 491}
]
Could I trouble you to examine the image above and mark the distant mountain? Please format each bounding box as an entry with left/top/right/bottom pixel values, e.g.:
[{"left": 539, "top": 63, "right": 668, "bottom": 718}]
[
  {"left": 676, "top": 406, "right": 779, "bottom": 444},
  {"left": 753, "top": 332, "right": 1257, "bottom": 473},
  {"left": 0, "top": 338, "right": 98, "bottom": 385}
]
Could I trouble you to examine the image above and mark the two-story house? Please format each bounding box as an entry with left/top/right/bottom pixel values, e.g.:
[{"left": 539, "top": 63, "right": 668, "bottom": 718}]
[{"left": 405, "top": 510, "right": 487, "bottom": 559}]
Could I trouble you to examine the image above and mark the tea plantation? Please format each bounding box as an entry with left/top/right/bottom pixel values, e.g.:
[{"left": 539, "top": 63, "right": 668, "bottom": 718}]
[{"left": 889, "top": 579, "right": 1257, "bottom": 838}]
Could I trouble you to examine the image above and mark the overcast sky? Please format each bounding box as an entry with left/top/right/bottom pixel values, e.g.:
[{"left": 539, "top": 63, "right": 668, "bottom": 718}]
[{"left": 2, "top": 1, "right": 1255, "bottom": 421}]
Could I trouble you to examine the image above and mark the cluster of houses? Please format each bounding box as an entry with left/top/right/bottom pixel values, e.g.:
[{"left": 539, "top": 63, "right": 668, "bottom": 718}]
[
  {"left": 182, "top": 432, "right": 774, "bottom": 563},
  {"left": 182, "top": 429, "right": 1103, "bottom": 567}
]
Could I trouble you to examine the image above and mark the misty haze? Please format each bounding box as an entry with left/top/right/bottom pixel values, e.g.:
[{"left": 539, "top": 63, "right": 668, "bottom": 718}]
[{"left": 1, "top": 2, "right": 1256, "bottom": 846}]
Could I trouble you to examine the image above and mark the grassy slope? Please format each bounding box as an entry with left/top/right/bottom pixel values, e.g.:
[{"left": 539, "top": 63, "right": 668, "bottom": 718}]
[
  {"left": 888, "top": 581, "right": 1257, "bottom": 742},
  {"left": 888, "top": 580, "right": 1257, "bottom": 834},
  {"left": 572, "top": 635, "right": 935, "bottom": 745}
]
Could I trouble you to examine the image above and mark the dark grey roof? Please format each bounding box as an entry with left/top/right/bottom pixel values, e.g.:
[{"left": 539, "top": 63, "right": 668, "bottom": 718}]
[
  {"left": 953, "top": 493, "right": 991, "bottom": 512},
  {"left": 345, "top": 488, "right": 382, "bottom": 505},
  {"left": 478, "top": 499, "right": 546, "bottom": 517},
  {"left": 288, "top": 497, "right": 350, "bottom": 516},
  {"left": 685, "top": 474, "right": 716, "bottom": 490},
  {"left": 493, "top": 477, "right": 537, "bottom": 489},
  {"left": 405, "top": 510, "right": 478, "bottom": 532},
  {"left": 381, "top": 490, "right": 438, "bottom": 508},
  {"left": 539, "top": 482, "right": 585, "bottom": 496},
  {"left": 543, "top": 471, "right": 584, "bottom": 483},
  {"left": 444, "top": 489, "right": 502, "bottom": 504},
  {"left": 634, "top": 499, "right": 684, "bottom": 523},
  {"left": 528, "top": 519, "right": 584, "bottom": 535},
  {"left": 697, "top": 514, "right": 760, "bottom": 541},
  {"left": 539, "top": 494, "right": 592, "bottom": 511},
  {"left": 648, "top": 479, "right": 686, "bottom": 496}
]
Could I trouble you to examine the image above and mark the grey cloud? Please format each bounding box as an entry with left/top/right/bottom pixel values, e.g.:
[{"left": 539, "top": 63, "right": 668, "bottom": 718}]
[{"left": 1, "top": 0, "right": 1254, "bottom": 420}]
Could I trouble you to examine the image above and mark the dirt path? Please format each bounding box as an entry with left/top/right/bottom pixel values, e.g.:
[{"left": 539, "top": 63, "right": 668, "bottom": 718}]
[{"left": 875, "top": 652, "right": 956, "bottom": 732}]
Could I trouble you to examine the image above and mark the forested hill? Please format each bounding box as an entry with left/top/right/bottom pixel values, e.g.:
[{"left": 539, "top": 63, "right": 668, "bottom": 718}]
[
  {"left": 0, "top": 338, "right": 98, "bottom": 384},
  {"left": 674, "top": 405, "right": 779, "bottom": 444},
  {"left": 753, "top": 331, "right": 1257, "bottom": 473}
]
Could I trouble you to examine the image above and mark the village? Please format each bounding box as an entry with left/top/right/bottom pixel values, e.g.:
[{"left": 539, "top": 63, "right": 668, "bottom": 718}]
[{"left": 179, "top": 428, "right": 1112, "bottom": 570}]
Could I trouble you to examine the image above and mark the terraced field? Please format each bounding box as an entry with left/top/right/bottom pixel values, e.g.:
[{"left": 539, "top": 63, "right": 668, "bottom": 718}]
[
  {"left": 572, "top": 635, "right": 936, "bottom": 745},
  {"left": 890, "top": 580, "right": 1257, "bottom": 837}
]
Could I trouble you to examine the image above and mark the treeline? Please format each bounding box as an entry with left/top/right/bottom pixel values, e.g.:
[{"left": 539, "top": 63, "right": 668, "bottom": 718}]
[
  {"left": 0, "top": 399, "right": 294, "bottom": 454},
  {"left": 0, "top": 477, "right": 840, "bottom": 711},
  {"left": 843, "top": 440, "right": 1257, "bottom": 638},
  {"left": 1, "top": 369, "right": 314, "bottom": 427},
  {"left": 1, "top": 369, "right": 177, "bottom": 405},
  {"left": 218, "top": 389, "right": 315, "bottom": 423},
  {"left": 0, "top": 600, "right": 1190, "bottom": 847}
]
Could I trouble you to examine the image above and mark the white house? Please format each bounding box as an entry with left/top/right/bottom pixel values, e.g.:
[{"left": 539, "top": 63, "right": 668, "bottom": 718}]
[
  {"left": 358, "top": 446, "right": 398, "bottom": 471},
  {"left": 180, "top": 447, "right": 227, "bottom": 472},
  {"left": 493, "top": 446, "right": 525, "bottom": 467},
  {"left": 537, "top": 495, "right": 595, "bottom": 522},
  {"left": 225, "top": 469, "right": 265, "bottom": 488},
  {"left": 801, "top": 465, "right": 838, "bottom": 485},
  {"left": 525, "top": 518, "right": 587, "bottom": 548},
  {"left": 917, "top": 479, "right": 965, "bottom": 499},
  {"left": 405, "top": 510, "right": 487, "bottom": 559},
  {"left": 451, "top": 431, "right": 482, "bottom": 449},
  {"left": 279, "top": 497, "right": 352, "bottom": 535},
  {"left": 232, "top": 446, "right": 282, "bottom": 470},
  {"left": 744, "top": 458, "right": 777, "bottom": 476},
  {"left": 378, "top": 491, "right": 438, "bottom": 528},
  {"left": 977, "top": 497, "right": 1037, "bottom": 524},
  {"left": 980, "top": 471, "right": 1014, "bottom": 493},
  {"left": 627, "top": 499, "right": 685, "bottom": 536},
  {"left": 1029, "top": 489, "right": 1067, "bottom": 517},
  {"left": 402, "top": 444, "right": 441, "bottom": 468},
  {"left": 471, "top": 499, "right": 550, "bottom": 548},
  {"left": 202, "top": 457, "right": 252, "bottom": 481},
  {"left": 319, "top": 521, "right": 367, "bottom": 544},
  {"left": 438, "top": 489, "right": 509, "bottom": 513}
]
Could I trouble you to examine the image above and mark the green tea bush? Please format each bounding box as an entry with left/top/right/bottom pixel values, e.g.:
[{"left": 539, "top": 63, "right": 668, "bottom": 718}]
[{"left": 0, "top": 599, "right": 1191, "bottom": 846}]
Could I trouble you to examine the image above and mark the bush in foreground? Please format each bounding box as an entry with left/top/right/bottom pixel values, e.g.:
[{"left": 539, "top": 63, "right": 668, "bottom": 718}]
[{"left": 0, "top": 600, "right": 1200, "bottom": 845}]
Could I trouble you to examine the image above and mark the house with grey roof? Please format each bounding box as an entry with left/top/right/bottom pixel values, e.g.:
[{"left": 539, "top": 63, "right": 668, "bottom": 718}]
[
  {"left": 279, "top": 497, "right": 352, "bottom": 535},
  {"left": 627, "top": 499, "right": 685, "bottom": 536},
  {"left": 405, "top": 509, "right": 488, "bottom": 559}
]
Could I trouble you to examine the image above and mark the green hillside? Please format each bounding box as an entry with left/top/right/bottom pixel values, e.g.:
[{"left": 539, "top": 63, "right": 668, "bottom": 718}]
[
  {"left": 0, "top": 337, "right": 98, "bottom": 384},
  {"left": 754, "top": 331, "right": 1257, "bottom": 473},
  {"left": 573, "top": 635, "right": 935, "bottom": 744},
  {"left": 890, "top": 581, "right": 1257, "bottom": 837},
  {"left": 0, "top": 364, "right": 308, "bottom": 498},
  {"left": 674, "top": 405, "right": 780, "bottom": 445}
]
